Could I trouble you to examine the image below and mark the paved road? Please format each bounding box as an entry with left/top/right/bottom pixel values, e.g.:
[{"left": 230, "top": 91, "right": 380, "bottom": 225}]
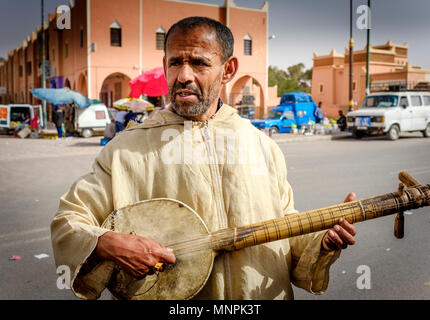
[{"left": 0, "top": 133, "right": 429, "bottom": 299}]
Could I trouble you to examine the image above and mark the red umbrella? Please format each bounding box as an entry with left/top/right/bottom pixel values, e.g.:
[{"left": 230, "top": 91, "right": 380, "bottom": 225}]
[{"left": 129, "top": 67, "right": 169, "bottom": 98}]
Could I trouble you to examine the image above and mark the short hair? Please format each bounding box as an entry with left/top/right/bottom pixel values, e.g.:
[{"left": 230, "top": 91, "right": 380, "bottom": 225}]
[{"left": 164, "top": 16, "right": 234, "bottom": 62}]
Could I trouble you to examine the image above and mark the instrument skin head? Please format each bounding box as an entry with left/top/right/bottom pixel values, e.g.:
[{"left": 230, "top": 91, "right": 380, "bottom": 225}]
[{"left": 101, "top": 198, "right": 215, "bottom": 300}]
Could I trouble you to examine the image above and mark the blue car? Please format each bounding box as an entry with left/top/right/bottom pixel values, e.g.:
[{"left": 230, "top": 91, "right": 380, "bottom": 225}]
[{"left": 251, "top": 91, "right": 317, "bottom": 134}]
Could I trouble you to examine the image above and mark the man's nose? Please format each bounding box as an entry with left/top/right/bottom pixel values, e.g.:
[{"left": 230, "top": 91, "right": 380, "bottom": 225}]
[{"left": 177, "top": 64, "right": 195, "bottom": 84}]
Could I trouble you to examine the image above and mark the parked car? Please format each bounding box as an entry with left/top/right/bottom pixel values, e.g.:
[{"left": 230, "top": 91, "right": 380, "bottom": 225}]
[
  {"left": 237, "top": 106, "right": 255, "bottom": 120},
  {"left": 74, "top": 102, "right": 111, "bottom": 138},
  {"left": 251, "top": 91, "right": 316, "bottom": 134},
  {"left": 0, "top": 104, "right": 44, "bottom": 133},
  {"left": 347, "top": 91, "right": 430, "bottom": 140}
]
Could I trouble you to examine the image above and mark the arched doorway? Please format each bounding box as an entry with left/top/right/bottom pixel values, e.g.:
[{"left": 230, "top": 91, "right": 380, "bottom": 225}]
[
  {"left": 99, "top": 72, "right": 132, "bottom": 107},
  {"left": 64, "top": 78, "right": 71, "bottom": 89},
  {"left": 77, "top": 73, "right": 87, "bottom": 97},
  {"left": 230, "top": 75, "right": 265, "bottom": 119}
]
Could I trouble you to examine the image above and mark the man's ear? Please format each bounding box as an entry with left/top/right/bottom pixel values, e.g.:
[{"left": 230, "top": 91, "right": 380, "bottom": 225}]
[
  {"left": 163, "top": 56, "right": 167, "bottom": 77},
  {"left": 221, "top": 56, "right": 239, "bottom": 85}
]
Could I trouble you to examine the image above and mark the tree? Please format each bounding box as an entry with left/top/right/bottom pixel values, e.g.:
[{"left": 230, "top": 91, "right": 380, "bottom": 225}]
[{"left": 269, "top": 63, "right": 312, "bottom": 96}]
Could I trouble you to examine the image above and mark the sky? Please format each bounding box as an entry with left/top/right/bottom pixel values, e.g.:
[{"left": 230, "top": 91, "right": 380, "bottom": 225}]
[{"left": 1, "top": 0, "right": 429, "bottom": 71}]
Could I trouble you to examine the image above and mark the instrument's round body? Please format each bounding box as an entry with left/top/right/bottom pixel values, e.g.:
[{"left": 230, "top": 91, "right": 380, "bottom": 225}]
[{"left": 101, "top": 198, "right": 215, "bottom": 300}]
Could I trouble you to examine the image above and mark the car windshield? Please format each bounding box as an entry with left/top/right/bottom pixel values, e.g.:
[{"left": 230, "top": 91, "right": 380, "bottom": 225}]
[
  {"left": 281, "top": 95, "right": 295, "bottom": 104},
  {"left": 362, "top": 95, "right": 399, "bottom": 108},
  {"left": 267, "top": 110, "right": 283, "bottom": 119}
]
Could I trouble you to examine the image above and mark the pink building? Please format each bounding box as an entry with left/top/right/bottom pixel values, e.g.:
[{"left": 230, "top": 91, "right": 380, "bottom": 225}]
[
  {"left": 0, "top": 0, "right": 271, "bottom": 118},
  {"left": 311, "top": 41, "right": 430, "bottom": 118}
]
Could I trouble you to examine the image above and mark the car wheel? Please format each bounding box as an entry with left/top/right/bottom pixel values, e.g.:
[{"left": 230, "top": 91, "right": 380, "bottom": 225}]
[
  {"left": 82, "top": 128, "right": 93, "bottom": 138},
  {"left": 352, "top": 130, "right": 363, "bottom": 139},
  {"left": 387, "top": 124, "right": 400, "bottom": 140},
  {"left": 269, "top": 127, "right": 279, "bottom": 135},
  {"left": 422, "top": 123, "right": 430, "bottom": 138}
]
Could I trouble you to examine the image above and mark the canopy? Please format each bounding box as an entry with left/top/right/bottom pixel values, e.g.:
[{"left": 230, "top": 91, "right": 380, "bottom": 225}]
[
  {"left": 30, "top": 88, "right": 92, "bottom": 109},
  {"left": 113, "top": 97, "right": 153, "bottom": 112},
  {"left": 129, "top": 67, "right": 168, "bottom": 98}
]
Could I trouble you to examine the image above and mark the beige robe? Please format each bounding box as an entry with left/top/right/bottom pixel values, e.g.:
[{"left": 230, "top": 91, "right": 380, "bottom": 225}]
[{"left": 51, "top": 104, "right": 340, "bottom": 300}]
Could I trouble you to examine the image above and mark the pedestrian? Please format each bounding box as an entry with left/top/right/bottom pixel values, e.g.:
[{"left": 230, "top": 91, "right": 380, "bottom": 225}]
[
  {"left": 337, "top": 110, "right": 347, "bottom": 131},
  {"left": 124, "top": 110, "right": 138, "bottom": 128},
  {"left": 103, "top": 115, "right": 116, "bottom": 141},
  {"left": 314, "top": 102, "right": 324, "bottom": 124},
  {"left": 114, "top": 109, "right": 128, "bottom": 133},
  {"left": 52, "top": 106, "right": 65, "bottom": 139},
  {"left": 51, "top": 16, "right": 357, "bottom": 300}
]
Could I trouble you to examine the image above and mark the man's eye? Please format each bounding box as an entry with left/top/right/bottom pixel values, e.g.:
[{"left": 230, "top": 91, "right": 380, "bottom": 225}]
[
  {"left": 192, "top": 60, "right": 208, "bottom": 66},
  {"left": 169, "top": 61, "right": 181, "bottom": 66}
]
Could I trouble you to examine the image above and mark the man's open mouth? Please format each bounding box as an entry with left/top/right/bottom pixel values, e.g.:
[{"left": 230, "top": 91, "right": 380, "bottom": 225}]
[{"left": 176, "top": 90, "right": 197, "bottom": 97}]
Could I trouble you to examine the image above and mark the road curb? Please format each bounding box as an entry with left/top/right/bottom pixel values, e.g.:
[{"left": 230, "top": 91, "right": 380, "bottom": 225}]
[{"left": 273, "top": 133, "right": 352, "bottom": 144}]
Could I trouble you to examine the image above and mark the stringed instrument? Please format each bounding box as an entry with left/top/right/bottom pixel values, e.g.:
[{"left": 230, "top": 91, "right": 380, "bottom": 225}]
[{"left": 96, "top": 171, "right": 430, "bottom": 300}]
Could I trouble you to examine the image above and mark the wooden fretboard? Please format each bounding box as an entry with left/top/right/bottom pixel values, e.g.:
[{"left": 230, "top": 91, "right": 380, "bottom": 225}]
[{"left": 210, "top": 184, "right": 430, "bottom": 252}]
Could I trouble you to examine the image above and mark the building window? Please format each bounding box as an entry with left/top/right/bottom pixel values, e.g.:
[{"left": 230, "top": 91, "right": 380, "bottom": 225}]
[
  {"left": 65, "top": 41, "right": 69, "bottom": 58},
  {"left": 27, "top": 62, "right": 32, "bottom": 75},
  {"left": 110, "top": 21, "right": 122, "bottom": 47},
  {"left": 244, "top": 34, "right": 252, "bottom": 55},
  {"left": 155, "top": 27, "right": 166, "bottom": 50},
  {"left": 353, "top": 81, "right": 357, "bottom": 91},
  {"left": 319, "top": 84, "right": 324, "bottom": 93},
  {"left": 19, "top": 65, "right": 23, "bottom": 77},
  {"left": 423, "top": 96, "right": 430, "bottom": 105},
  {"left": 79, "top": 26, "right": 84, "bottom": 48},
  {"left": 52, "top": 47, "right": 55, "bottom": 61}
]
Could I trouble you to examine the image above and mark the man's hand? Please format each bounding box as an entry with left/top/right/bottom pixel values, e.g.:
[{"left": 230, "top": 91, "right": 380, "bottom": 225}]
[
  {"left": 94, "top": 231, "right": 176, "bottom": 279},
  {"left": 322, "top": 192, "right": 357, "bottom": 251}
]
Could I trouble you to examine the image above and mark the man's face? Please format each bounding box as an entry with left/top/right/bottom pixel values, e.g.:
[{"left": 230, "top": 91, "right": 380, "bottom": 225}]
[{"left": 164, "top": 26, "right": 224, "bottom": 118}]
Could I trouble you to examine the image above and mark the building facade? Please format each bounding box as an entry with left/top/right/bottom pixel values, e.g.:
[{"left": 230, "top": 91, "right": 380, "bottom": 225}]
[
  {"left": 311, "top": 41, "right": 430, "bottom": 118},
  {"left": 0, "top": 0, "right": 270, "bottom": 117}
]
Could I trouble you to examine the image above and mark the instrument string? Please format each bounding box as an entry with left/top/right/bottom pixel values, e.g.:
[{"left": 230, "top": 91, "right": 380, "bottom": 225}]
[
  {"left": 167, "top": 196, "right": 414, "bottom": 257},
  {"left": 166, "top": 202, "right": 361, "bottom": 255}
]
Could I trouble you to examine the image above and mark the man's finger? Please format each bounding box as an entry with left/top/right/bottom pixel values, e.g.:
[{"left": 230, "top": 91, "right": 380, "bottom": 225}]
[
  {"left": 339, "top": 218, "right": 356, "bottom": 236},
  {"left": 327, "top": 230, "right": 347, "bottom": 249},
  {"left": 153, "top": 246, "right": 176, "bottom": 264},
  {"left": 334, "top": 224, "right": 355, "bottom": 245},
  {"left": 344, "top": 192, "right": 356, "bottom": 203}
]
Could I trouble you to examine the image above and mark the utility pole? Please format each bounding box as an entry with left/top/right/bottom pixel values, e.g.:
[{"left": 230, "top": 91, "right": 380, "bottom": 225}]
[
  {"left": 41, "top": 0, "right": 47, "bottom": 129},
  {"left": 349, "top": 0, "right": 354, "bottom": 111},
  {"left": 365, "top": 0, "right": 371, "bottom": 96}
]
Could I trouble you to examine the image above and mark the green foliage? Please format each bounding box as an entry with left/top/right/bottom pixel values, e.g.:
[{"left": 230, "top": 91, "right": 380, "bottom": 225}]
[{"left": 269, "top": 64, "right": 313, "bottom": 96}]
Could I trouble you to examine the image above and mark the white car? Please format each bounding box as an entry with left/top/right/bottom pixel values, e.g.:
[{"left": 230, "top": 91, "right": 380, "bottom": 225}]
[
  {"left": 74, "top": 103, "right": 111, "bottom": 138},
  {"left": 347, "top": 91, "right": 430, "bottom": 140}
]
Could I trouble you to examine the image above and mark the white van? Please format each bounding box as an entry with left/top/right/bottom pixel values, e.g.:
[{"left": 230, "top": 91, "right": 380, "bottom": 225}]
[
  {"left": 347, "top": 91, "right": 430, "bottom": 140},
  {"left": 0, "top": 104, "right": 44, "bottom": 132},
  {"left": 74, "top": 103, "right": 111, "bottom": 138}
]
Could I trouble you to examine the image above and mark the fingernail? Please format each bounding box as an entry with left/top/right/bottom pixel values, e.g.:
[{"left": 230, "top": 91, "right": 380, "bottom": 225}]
[
  {"left": 328, "top": 230, "right": 334, "bottom": 237},
  {"left": 334, "top": 225, "right": 340, "bottom": 232},
  {"left": 167, "top": 248, "right": 174, "bottom": 252},
  {"left": 339, "top": 218, "right": 344, "bottom": 222}
]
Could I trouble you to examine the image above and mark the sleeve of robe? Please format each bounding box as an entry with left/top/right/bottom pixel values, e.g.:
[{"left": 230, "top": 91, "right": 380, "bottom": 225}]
[
  {"left": 273, "top": 144, "right": 341, "bottom": 295},
  {"left": 50, "top": 146, "right": 115, "bottom": 300}
]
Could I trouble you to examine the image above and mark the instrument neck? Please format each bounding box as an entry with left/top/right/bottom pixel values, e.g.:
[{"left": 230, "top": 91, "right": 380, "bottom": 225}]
[{"left": 211, "top": 184, "right": 430, "bottom": 252}]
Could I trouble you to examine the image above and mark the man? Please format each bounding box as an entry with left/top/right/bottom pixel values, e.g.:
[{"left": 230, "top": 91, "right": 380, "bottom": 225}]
[
  {"left": 314, "top": 102, "right": 324, "bottom": 124},
  {"left": 114, "top": 109, "right": 128, "bottom": 133},
  {"left": 337, "top": 110, "right": 347, "bottom": 131},
  {"left": 51, "top": 17, "right": 356, "bottom": 300},
  {"left": 52, "top": 106, "right": 65, "bottom": 139}
]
